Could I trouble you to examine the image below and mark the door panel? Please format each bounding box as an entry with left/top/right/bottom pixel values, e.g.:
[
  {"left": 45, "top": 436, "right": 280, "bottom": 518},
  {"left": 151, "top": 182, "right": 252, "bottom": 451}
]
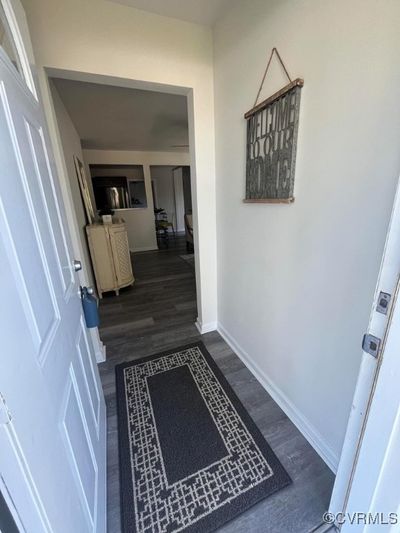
[
  {"left": 0, "top": 219, "right": 54, "bottom": 533},
  {"left": 76, "top": 318, "right": 101, "bottom": 435},
  {"left": 0, "top": 196, "right": 42, "bottom": 349},
  {"left": 0, "top": 2, "right": 106, "bottom": 532},
  {"left": 61, "top": 365, "right": 98, "bottom": 530},
  {"left": 25, "top": 120, "right": 74, "bottom": 295},
  {"left": 0, "top": 85, "right": 60, "bottom": 355}
]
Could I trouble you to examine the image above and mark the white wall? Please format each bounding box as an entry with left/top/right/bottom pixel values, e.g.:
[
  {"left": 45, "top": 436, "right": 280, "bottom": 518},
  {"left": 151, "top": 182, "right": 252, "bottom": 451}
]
[
  {"left": 23, "top": 0, "right": 217, "bottom": 329},
  {"left": 49, "top": 80, "right": 95, "bottom": 287},
  {"left": 84, "top": 150, "right": 190, "bottom": 251},
  {"left": 214, "top": 0, "right": 400, "bottom": 470}
]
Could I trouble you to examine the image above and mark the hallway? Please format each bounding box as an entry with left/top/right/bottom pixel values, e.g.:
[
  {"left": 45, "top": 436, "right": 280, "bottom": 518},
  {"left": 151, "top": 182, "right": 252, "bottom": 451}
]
[{"left": 98, "top": 238, "right": 335, "bottom": 532}]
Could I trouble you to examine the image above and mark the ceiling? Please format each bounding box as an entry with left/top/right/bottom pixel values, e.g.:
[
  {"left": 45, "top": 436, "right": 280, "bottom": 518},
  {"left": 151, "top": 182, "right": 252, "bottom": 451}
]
[
  {"left": 52, "top": 78, "right": 189, "bottom": 152},
  {"left": 107, "top": 0, "right": 232, "bottom": 26}
]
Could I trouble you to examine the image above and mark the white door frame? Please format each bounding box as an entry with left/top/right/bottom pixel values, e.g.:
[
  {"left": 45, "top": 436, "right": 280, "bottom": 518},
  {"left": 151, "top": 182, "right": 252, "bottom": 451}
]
[
  {"left": 35, "top": 68, "right": 209, "bottom": 333},
  {"left": 329, "top": 175, "right": 400, "bottom": 524}
]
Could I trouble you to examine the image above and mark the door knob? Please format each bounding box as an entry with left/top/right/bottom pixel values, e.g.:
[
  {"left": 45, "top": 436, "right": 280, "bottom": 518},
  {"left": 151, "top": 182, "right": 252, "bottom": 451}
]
[
  {"left": 73, "top": 259, "right": 82, "bottom": 272},
  {"left": 78, "top": 286, "right": 95, "bottom": 297}
]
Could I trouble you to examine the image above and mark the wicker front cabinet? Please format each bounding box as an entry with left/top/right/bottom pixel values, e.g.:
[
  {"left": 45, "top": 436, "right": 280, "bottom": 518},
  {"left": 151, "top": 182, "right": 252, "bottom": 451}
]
[{"left": 86, "top": 222, "right": 134, "bottom": 298}]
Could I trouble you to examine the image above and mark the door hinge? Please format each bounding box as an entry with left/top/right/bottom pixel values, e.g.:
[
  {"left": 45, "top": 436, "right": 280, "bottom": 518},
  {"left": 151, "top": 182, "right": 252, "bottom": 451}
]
[
  {"left": 0, "top": 393, "right": 12, "bottom": 425},
  {"left": 376, "top": 291, "right": 391, "bottom": 315},
  {"left": 362, "top": 334, "right": 381, "bottom": 358}
]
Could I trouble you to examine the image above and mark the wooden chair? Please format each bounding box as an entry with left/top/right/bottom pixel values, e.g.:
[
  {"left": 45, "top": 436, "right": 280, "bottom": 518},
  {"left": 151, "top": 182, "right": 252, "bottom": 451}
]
[{"left": 155, "top": 209, "right": 175, "bottom": 248}]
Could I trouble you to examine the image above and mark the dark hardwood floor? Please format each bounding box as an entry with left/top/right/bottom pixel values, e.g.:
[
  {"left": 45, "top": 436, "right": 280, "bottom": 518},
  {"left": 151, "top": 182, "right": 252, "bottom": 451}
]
[{"left": 98, "top": 236, "right": 335, "bottom": 532}]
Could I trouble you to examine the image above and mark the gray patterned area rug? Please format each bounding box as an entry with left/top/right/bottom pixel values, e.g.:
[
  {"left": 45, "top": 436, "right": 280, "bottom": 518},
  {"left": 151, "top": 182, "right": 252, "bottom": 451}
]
[{"left": 116, "top": 342, "right": 291, "bottom": 533}]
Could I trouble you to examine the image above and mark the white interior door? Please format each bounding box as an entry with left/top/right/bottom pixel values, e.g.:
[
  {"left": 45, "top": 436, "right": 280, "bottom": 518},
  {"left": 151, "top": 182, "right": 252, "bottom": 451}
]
[{"left": 0, "top": 2, "right": 106, "bottom": 532}]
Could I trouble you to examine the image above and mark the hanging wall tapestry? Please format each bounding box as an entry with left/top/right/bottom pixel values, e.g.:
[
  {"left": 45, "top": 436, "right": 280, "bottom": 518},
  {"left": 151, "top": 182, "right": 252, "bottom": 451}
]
[{"left": 244, "top": 48, "right": 303, "bottom": 203}]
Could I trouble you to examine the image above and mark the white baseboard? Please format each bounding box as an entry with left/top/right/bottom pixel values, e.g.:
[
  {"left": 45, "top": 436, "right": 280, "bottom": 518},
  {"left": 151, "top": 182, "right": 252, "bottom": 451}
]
[
  {"left": 90, "top": 328, "right": 106, "bottom": 363},
  {"left": 130, "top": 246, "right": 158, "bottom": 253},
  {"left": 195, "top": 319, "right": 217, "bottom": 335},
  {"left": 217, "top": 322, "right": 339, "bottom": 473},
  {"left": 95, "top": 342, "right": 106, "bottom": 363}
]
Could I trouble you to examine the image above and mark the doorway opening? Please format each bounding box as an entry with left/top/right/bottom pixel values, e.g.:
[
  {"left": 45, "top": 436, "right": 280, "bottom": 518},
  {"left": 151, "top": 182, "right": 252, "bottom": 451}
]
[
  {"left": 46, "top": 71, "right": 199, "bottom": 303},
  {"left": 44, "top": 69, "right": 206, "bottom": 323},
  {"left": 89, "top": 164, "right": 149, "bottom": 210},
  {"left": 46, "top": 70, "right": 335, "bottom": 532},
  {"left": 151, "top": 165, "right": 193, "bottom": 252}
]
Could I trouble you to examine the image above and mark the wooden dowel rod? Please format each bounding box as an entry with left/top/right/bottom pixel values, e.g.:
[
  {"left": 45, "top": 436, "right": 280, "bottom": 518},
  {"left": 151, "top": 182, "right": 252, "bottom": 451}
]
[
  {"left": 244, "top": 78, "right": 304, "bottom": 119},
  {"left": 243, "top": 197, "right": 295, "bottom": 204}
]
